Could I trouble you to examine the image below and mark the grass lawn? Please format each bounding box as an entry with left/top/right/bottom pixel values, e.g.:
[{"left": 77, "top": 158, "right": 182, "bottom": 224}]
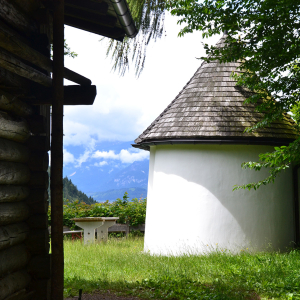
[{"left": 64, "top": 237, "right": 300, "bottom": 299}]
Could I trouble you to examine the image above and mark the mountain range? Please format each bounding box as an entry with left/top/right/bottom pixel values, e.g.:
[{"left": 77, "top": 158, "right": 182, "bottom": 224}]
[{"left": 63, "top": 141, "right": 149, "bottom": 201}]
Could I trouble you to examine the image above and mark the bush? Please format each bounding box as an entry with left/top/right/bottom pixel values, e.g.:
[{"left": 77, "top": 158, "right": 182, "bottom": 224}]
[{"left": 48, "top": 192, "right": 146, "bottom": 229}]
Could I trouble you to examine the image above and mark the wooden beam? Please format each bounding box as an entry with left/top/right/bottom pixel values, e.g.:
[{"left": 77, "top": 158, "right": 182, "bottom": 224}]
[
  {"left": 0, "top": 21, "right": 91, "bottom": 85},
  {"left": 0, "top": 162, "right": 30, "bottom": 185},
  {"left": 51, "top": 0, "right": 64, "bottom": 299},
  {"left": 0, "top": 186, "right": 30, "bottom": 203},
  {"left": 27, "top": 85, "right": 97, "bottom": 105},
  {"left": 0, "top": 138, "right": 30, "bottom": 163}
]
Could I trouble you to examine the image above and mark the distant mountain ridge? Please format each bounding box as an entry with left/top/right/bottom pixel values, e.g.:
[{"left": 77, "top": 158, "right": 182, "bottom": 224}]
[
  {"left": 63, "top": 140, "right": 149, "bottom": 200},
  {"left": 89, "top": 187, "right": 147, "bottom": 202}
]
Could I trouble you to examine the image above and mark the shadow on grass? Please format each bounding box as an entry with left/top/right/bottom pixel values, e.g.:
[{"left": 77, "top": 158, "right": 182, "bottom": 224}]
[{"left": 64, "top": 276, "right": 261, "bottom": 300}]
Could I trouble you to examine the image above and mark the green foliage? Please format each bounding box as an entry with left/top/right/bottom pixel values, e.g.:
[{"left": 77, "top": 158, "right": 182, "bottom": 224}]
[
  {"left": 63, "top": 177, "right": 97, "bottom": 205},
  {"left": 64, "top": 238, "right": 300, "bottom": 299},
  {"left": 167, "top": 0, "right": 300, "bottom": 189},
  {"left": 48, "top": 192, "right": 146, "bottom": 229},
  {"left": 105, "top": 0, "right": 166, "bottom": 77}
]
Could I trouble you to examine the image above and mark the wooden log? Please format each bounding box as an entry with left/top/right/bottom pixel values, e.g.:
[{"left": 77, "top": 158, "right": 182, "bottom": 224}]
[
  {"left": 0, "top": 202, "right": 30, "bottom": 226},
  {"left": 0, "top": 186, "right": 30, "bottom": 203},
  {"left": 0, "top": 111, "right": 30, "bottom": 143},
  {"left": 0, "top": 222, "right": 29, "bottom": 251},
  {"left": 29, "top": 171, "right": 49, "bottom": 189},
  {"left": 0, "top": 67, "right": 30, "bottom": 94},
  {"left": 3, "top": 289, "right": 35, "bottom": 300},
  {"left": 27, "top": 115, "right": 47, "bottom": 135},
  {"left": 28, "top": 152, "right": 49, "bottom": 171},
  {"left": 0, "top": 162, "right": 30, "bottom": 185},
  {"left": 28, "top": 279, "right": 50, "bottom": 300},
  {"left": 0, "top": 48, "right": 52, "bottom": 87},
  {"left": 28, "top": 189, "right": 49, "bottom": 202},
  {"left": 0, "top": 0, "right": 38, "bottom": 36},
  {"left": 0, "top": 138, "right": 29, "bottom": 163},
  {"left": 0, "top": 19, "right": 90, "bottom": 85},
  {"left": 0, "top": 90, "right": 33, "bottom": 117},
  {"left": 0, "top": 270, "right": 31, "bottom": 300},
  {"left": 26, "top": 229, "right": 49, "bottom": 255},
  {"left": 25, "top": 199, "right": 48, "bottom": 215},
  {"left": 27, "top": 254, "right": 51, "bottom": 279},
  {"left": 26, "top": 214, "right": 48, "bottom": 230},
  {"left": 26, "top": 136, "right": 50, "bottom": 151},
  {"left": 0, "top": 244, "right": 30, "bottom": 277}
]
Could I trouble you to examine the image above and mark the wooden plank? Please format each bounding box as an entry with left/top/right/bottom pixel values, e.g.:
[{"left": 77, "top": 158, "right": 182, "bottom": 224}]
[
  {"left": 0, "top": 202, "right": 30, "bottom": 226},
  {"left": 28, "top": 151, "right": 49, "bottom": 171},
  {"left": 65, "top": 0, "right": 108, "bottom": 14},
  {"left": 3, "top": 290, "right": 35, "bottom": 300},
  {"left": 65, "top": 15, "right": 124, "bottom": 41},
  {"left": 0, "top": 48, "right": 52, "bottom": 87},
  {"left": 64, "top": 6, "right": 117, "bottom": 27},
  {"left": 27, "top": 254, "right": 51, "bottom": 279},
  {"left": 0, "top": 222, "right": 29, "bottom": 251}
]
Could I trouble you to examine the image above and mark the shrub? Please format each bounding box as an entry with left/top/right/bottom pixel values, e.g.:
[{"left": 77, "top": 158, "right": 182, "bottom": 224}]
[{"left": 48, "top": 192, "right": 146, "bottom": 229}]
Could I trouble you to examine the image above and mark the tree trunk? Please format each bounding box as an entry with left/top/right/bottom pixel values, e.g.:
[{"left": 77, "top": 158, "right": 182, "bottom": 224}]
[
  {"left": 0, "top": 202, "right": 30, "bottom": 226},
  {"left": 0, "top": 162, "right": 30, "bottom": 185},
  {"left": 0, "top": 270, "right": 31, "bottom": 300},
  {"left": 0, "top": 222, "right": 29, "bottom": 251},
  {"left": 0, "top": 186, "right": 30, "bottom": 203}
]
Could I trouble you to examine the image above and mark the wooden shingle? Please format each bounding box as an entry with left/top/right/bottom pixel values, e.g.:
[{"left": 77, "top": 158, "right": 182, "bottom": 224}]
[{"left": 134, "top": 34, "right": 298, "bottom": 147}]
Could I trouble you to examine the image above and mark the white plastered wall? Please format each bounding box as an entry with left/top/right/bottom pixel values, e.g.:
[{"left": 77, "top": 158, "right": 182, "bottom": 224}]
[{"left": 144, "top": 144, "right": 294, "bottom": 255}]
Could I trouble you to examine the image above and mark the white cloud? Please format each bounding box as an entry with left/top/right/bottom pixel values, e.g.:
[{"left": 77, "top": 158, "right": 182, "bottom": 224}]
[
  {"left": 63, "top": 16, "right": 220, "bottom": 147},
  {"left": 94, "top": 161, "right": 108, "bottom": 167},
  {"left": 75, "top": 139, "right": 96, "bottom": 167},
  {"left": 70, "top": 172, "right": 76, "bottom": 177},
  {"left": 92, "top": 148, "right": 149, "bottom": 164},
  {"left": 63, "top": 148, "right": 75, "bottom": 164}
]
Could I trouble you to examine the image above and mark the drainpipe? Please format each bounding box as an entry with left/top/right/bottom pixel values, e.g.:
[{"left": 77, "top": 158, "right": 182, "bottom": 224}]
[
  {"left": 293, "top": 165, "right": 300, "bottom": 247},
  {"left": 109, "top": 0, "right": 138, "bottom": 38}
]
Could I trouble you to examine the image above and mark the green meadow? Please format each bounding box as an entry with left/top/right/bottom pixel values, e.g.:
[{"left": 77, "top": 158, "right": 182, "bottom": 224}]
[{"left": 64, "top": 237, "right": 300, "bottom": 299}]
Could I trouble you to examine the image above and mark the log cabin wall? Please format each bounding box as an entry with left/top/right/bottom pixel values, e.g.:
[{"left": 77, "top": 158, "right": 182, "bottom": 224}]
[{"left": 0, "top": 1, "right": 51, "bottom": 299}]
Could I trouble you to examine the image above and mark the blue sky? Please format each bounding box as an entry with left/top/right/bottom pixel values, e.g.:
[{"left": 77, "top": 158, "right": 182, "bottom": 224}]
[{"left": 62, "top": 13, "right": 220, "bottom": 168}]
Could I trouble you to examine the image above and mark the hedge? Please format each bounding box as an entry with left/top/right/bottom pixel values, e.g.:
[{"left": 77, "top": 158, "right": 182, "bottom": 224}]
[{"left": 48, "top": 192, "right": 146, "bottom": 229}]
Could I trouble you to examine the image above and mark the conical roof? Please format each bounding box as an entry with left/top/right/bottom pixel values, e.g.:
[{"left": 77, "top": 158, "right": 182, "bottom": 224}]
[{"left": 134, "top": 35, "right": 298, "bottom": 150}]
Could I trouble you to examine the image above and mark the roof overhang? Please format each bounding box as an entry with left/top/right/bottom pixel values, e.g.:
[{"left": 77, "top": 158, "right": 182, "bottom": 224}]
[
  {"left": 133, "top": 138, "right": 296, "bottom": 151},
  {"left": 43, "top": 0, "right": 138, "bottom": 41}
]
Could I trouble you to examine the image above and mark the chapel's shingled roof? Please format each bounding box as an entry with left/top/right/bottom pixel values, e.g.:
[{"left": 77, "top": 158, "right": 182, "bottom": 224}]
[{"left": 134, "top": 34, "right": 298, "bottom": 149}]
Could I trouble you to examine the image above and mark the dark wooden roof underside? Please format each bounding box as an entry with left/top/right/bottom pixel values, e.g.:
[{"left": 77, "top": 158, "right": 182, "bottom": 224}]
[{"left": 134, "top": 35, "right": 298, "bottom": 148}]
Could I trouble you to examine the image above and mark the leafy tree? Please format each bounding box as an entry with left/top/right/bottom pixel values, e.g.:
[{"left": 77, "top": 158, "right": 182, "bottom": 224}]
[{"left": 167, "top": 0, "right": 300, "bottom": 190}]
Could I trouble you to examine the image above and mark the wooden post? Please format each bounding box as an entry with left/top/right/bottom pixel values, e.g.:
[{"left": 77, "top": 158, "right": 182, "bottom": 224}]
[{"left": 51, "top": 0, "right": 64, "bottom": 299}]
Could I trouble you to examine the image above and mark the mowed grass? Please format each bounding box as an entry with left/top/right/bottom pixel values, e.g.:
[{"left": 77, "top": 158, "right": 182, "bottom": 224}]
[{"left": 64, "top": 237, "right": 300, "bottom": 299}]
